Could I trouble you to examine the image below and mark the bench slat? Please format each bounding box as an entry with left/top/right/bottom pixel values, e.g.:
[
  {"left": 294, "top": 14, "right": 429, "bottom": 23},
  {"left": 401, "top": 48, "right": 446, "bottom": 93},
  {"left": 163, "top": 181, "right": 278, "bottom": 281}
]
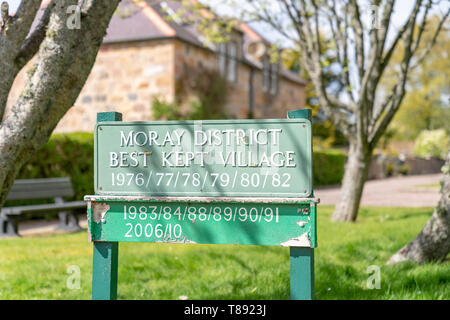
[
  {"left": 1, "top": 201, "right": 86, "bottom": 216},
  {"left": 6, "top": 177, "right": 75, "bottom": 200}
]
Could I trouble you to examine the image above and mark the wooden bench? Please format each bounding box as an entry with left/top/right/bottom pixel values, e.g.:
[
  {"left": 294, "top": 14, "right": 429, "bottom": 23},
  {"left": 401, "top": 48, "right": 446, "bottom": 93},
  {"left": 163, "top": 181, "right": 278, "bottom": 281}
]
[{"left": 0, "top": 177, "right": 86, "bottom": 237}]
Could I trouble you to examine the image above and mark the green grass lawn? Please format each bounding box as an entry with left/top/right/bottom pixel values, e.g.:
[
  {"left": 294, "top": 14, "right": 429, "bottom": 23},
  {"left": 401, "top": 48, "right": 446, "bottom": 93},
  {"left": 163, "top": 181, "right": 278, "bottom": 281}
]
[
  {"left": 0, "top": 206, "right": 448, "bottom": 300},
  {"left": 411, "top": 182, "right": 441, "bottom": 190}
]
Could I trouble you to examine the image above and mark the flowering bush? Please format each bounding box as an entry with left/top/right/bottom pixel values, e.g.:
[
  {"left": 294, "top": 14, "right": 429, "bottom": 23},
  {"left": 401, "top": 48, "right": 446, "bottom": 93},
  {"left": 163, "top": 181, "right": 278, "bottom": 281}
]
[{"left": 413, "top": 129, "right": 449, "bottom": 159}]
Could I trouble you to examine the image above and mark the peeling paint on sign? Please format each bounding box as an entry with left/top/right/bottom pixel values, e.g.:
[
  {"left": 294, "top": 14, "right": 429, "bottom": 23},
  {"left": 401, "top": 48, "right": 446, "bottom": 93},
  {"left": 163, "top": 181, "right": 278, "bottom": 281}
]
[
  {"left": 92, "top": 202, "right": 110, "bottom": 223},
  {"left": 280, "top": 232, "right": 311, "bottom": 247},
  {"left": 296, "top": 221, "right": 307, "bottom": 227},
  {"left": 87, "top": 222, "right": 92, "bottom": 242},
  {"left": 156, "top": 237, "right": 197, "bottom": 244}
]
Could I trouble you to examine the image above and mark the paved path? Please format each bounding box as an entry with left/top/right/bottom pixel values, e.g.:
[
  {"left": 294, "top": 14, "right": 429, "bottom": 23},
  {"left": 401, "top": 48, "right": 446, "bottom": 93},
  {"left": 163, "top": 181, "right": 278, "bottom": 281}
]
[
  {"left": 19, "top": 217, "right": 88, "bottom": 237},
  {"left": 315, "top": 173, "right": 443, "bottom": 207},
  {"left": 13, "top": 173, "right": 443, "bottom": 237}
]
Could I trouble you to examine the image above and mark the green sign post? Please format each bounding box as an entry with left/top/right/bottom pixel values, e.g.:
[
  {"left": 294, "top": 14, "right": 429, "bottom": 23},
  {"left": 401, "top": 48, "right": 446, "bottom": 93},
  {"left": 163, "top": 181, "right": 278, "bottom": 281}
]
[{"left": 86, "top": 110, "right": 318, "bottom": 300}]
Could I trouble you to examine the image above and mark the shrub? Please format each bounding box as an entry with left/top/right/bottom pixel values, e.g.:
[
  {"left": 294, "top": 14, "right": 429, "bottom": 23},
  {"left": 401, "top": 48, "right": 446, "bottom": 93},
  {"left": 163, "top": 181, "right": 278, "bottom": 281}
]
[
  {"left": 413, "top": 129, "right": 449, "bottom": 159},
  {"left": 151, "top": 97, "right": 185, "bottom": 121},
  {"left": 313, "top": 149, "right": 346, "bottom": 186},
  {"left": 16, "top": 132, "right": 94, "bottom": 201},
  {"left": 152, "top": 97, "right": 227, "bottom": 121},
  {"left": 398, "top": 163, "right": 410, "bottom": 176}
]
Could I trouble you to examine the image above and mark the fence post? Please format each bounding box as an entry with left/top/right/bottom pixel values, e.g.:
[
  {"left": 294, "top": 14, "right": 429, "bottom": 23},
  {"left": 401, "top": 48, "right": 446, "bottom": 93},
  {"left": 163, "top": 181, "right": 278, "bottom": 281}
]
[
  {"left": 289, "top": 247, "right": 314, "bottom": 300},
  {"left": 92, "top": 112, "right": 122, "bottom": 300},
  {"left": 287, "top": 108, "right": 315, "bottom": 300},
  {"left": 92, "top": 242, "right": 119, "bottom": 300}
]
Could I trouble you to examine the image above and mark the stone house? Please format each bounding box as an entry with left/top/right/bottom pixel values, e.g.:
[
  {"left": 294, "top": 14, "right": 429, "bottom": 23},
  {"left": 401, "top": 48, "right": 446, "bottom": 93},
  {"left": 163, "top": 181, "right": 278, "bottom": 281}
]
[{"left": 7, "top": 0, "right": 307, "bottom": 133}]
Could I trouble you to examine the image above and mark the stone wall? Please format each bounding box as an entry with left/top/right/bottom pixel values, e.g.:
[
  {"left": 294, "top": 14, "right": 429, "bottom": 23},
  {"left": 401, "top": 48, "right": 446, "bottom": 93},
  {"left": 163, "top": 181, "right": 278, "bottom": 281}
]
[
  {"left": 56, "top": 39, "right": 176, "bottom": 132},
  {"left": 368, "top": 154, "right": 445, "bottom": 179},
  {"left": 6, "top": 39, "right": 176, "bottom": 133}
]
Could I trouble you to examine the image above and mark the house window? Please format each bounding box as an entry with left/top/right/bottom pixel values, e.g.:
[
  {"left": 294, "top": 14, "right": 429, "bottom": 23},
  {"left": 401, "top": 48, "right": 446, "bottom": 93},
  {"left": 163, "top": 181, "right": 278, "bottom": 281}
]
[
  {"left": 218, "top": 43, "right": 227, "bottom": 76},
  {"left": 263, "top": 57, "right": 270, "bottom": 93},
  {"left": 270, "top": 62, "right": 278, "bottom": 95},
  {"left": 227, "top": 42, "right": 237, "bottom": 82},
  {"left": 218, "top": 41, "right": 238, "bottom": 83},
  {"left": 263, "top": 56, "right": 278, "bottom": 96}
]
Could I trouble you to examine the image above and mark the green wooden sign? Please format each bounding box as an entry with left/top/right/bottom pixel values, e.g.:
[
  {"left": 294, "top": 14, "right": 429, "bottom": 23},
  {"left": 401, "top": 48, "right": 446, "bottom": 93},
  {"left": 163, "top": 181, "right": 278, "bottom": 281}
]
[
  {"left": 94, "top": 119, "right": 312, "bottom": 198},
  {"left": 87, "top": 110, "right": 317, "bottom": 301},
  {"left": 86, "top": 196, "right": 317, "bottom": 248}
]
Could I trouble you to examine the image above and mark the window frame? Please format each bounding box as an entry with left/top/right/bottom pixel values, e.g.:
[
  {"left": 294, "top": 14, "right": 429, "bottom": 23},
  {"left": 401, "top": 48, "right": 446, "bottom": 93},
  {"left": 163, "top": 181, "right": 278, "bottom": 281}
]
[
  {"left": 217, "top": 41, "right": 238, "bottom": 83},
  {"left": 263, "top": 55, "right": 279, "bottom": 96},
  {"left": 270, "top": 62, "right": 278, "bottom": 96},
  {"left": 218, "top": 42, "right": 227, "bottom": 77},
  {"left": 227, "top": 41, "right": 238, "bottom": 83}
]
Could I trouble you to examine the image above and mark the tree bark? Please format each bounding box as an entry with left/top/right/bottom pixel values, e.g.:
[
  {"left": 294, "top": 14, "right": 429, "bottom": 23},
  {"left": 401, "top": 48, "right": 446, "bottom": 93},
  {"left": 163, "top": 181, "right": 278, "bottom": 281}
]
[
  {"left": 331, "top": 142, "right": 372, "bottom": 222},
  {"left": 0, "top": 0, "right": 120, "bottom": 208},
  {"left": 387, "top": 151, "right": 450, "bottom": 264}
]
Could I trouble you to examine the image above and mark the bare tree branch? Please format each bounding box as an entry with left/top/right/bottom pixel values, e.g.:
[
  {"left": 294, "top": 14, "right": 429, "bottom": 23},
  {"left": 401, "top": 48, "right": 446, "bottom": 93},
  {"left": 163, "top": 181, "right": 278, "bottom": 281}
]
[
  {"left": 324, "top": 1, "right": 356, "bottom": 105},
  {"left": 368, "top": 2, "right": 444, "bottom": 147},
  {"left": 380, "top": 0, "right": 423, "bottom": 74},
  {"left": 365, "top": 0, "right": 429, "bottom": 145},
  {"left": 410, "top": 7, "right": 450, "bottom": 69},
  {"left": 410, "top": 0, "right": 433, "bottom": 55},
  {"left": 6, "top": 0, "right": 42, "bottom": 40},
  {"left": 348, "top": 0, "right": 365, "bottom": 82},
  {"left": 377, "top": 0, "right": 396, "bottom": 57},
  {"left": 16, "top": 1, "right": 56, "bottom": 68},
  {"left": 1, "top": 2, "right": 10, "bottom": 29},
  {"left": 0, "top": 1, "right": 44, "bottom": 120}
]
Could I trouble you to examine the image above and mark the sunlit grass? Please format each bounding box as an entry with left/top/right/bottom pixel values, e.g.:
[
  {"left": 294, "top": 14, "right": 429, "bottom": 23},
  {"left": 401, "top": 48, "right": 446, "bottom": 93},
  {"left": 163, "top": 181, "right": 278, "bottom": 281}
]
[
  {"left": 411, "top": 182, "right": 441, "bottom": 190},
  {"left": 0, "top": 206, "right": 448, "bottom": 300}
]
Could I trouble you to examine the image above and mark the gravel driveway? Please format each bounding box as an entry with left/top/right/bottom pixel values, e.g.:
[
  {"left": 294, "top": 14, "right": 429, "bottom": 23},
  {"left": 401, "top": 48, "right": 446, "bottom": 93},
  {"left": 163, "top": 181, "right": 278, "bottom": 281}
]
[{"left": 315, "top": 173, "right": 443, "bottom": 207}]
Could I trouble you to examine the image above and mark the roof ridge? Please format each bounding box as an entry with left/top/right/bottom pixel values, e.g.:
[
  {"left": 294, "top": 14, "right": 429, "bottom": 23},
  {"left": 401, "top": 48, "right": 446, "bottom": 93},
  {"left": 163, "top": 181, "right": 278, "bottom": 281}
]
[
  {"left": 240, "top": 22, "right": 269, "bottom": 44},
  {"left": 134, "top": 0, "right": 175, "bottom": 37}
]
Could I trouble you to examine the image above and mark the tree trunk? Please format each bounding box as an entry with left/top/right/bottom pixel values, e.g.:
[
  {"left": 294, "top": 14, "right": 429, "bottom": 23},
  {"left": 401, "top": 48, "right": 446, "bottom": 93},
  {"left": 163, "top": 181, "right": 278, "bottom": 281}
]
[
  {"left": 388, "top": 151, "right": 450, "bottom": 264},
  {"left": 0, "top": 0, "right": 120, "bottom": 208},
  {"left": 331, "top": 142, "right": 372, "bottom": 222}
]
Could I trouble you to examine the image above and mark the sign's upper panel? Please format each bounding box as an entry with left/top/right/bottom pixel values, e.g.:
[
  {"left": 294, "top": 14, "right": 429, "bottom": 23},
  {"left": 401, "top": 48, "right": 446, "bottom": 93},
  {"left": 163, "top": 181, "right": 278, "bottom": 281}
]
[{"left": 94, "top": 119, "right": 312, "bottom": 198}]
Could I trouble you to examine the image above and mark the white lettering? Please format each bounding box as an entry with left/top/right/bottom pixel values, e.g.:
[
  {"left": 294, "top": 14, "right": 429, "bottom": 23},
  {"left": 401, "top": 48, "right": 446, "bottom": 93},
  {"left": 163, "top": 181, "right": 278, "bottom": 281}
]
[
  {"left": 110, "top": 152, "right": 119, "bottom": 167},
  {"left": 134, "top": 131, "right": 148, "bottom": 146},
  {"left": 120, "top": 131, "right": 133, "bottom": 147}
]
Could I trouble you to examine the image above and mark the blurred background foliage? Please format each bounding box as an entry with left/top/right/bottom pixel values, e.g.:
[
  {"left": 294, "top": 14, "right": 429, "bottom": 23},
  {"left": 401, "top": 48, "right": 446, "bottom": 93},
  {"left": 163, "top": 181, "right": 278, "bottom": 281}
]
[
  {"left": 383, "top": 16, "right": 449, "bottom": 144},
  {"left": 15, "top": 133, "right": 94, "bottom": 201},
  {"left": 281, "top": 44, "right": 348, "bottom": 150}
]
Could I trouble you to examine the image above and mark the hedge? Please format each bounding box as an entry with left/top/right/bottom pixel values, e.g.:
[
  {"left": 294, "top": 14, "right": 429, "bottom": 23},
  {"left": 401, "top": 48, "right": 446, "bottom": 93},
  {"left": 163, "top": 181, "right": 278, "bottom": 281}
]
[
  {"left": 14, "top": 133, "right": 346, "bottom": 201},
  {"left": 16, "top": 133, "right": 94, "bottom": 201},
  {"left": 313, "top": 149, "right": 346, "bottom": 186}
]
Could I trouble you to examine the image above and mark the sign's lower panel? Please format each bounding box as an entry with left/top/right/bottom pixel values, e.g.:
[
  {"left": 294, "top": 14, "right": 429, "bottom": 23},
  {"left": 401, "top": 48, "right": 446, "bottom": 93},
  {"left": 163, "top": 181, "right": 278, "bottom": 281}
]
[{"left": 86, "top": 197, "right": 317, "bottom": 248}]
